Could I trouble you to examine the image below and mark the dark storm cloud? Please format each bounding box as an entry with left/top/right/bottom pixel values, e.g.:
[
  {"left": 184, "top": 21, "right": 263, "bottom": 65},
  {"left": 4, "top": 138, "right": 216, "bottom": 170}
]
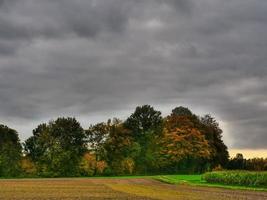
[
  {"left": 0, "top": 0, "right": 138, "bottom": 55},
  {"left": 0, "top": 0, "right": 266, "bottom": 149}
]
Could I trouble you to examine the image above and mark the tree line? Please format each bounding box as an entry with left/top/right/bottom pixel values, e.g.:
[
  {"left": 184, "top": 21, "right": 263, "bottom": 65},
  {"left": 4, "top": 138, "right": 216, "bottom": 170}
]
[
  {"left": 227, "top": 153, "right": 267, "bottom": 171},
  {"left": 0, "top": 105, "right": 244, "bottom": 177}
]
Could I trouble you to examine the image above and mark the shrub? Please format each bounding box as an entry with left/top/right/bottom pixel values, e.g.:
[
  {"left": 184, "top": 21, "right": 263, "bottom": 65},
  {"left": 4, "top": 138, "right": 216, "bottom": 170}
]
[
  {"left": 20, "top": 157, "right": 37, "bottom": 176},
  {"left": 203, "top": 171, "right": 267, "bottom": 187},
  {"left": 212, "top": 164, "right": 223, "bottom": 171}
]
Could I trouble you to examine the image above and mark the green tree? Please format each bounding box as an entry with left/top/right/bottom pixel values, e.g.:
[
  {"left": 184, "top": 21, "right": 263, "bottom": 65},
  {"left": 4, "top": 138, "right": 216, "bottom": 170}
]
[
  {"left": 228, "top": 153, "right": 245, "bottom": 170},
  {"left": 200, "top": 115, "right": 229, "bottom": 168},
  {"left": 0, "top": 124, "right": 22, "bottom": 177},
  {"left": 24, "top": 117, "right": 87, "bottom": 177},
  {"left": 124, "top": 105, "right": 163, "bottom": 138},
  {"left": 86, "top": 121, "right": 110, "bottom": 175},
  {"left": 104, "top": 122, "right": 140, "bottom": 175},
  {"left": 172, "top": 106, "right": 193, "bottom": 116},
  {"left": 24, "top": 123, "right": 48, "bottom": 162},
  {"left": 124, "top": 105, "right": 163, "bottom": 174}
]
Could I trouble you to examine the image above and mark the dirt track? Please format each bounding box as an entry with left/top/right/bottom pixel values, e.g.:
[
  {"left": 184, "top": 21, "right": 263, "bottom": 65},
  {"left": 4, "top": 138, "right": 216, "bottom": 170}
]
[{"left": 0, "top": 178, "right": 266, "bottom": 200}]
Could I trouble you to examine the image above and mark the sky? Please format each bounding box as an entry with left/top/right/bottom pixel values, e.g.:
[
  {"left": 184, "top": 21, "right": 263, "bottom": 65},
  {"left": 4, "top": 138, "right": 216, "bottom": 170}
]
[{"left": 0, "top": 0, "right": 266, "bottom": 158}]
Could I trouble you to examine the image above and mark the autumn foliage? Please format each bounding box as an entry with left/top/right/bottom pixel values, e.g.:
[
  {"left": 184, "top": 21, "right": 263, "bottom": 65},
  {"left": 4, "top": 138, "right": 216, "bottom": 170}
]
[{"left": 0, "top": 105, "right": 237, "bottom": 177}]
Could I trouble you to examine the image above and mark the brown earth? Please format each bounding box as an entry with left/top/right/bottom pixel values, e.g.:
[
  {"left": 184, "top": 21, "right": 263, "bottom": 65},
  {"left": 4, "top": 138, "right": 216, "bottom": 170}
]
[{"left": 0, "top": 178, "right": 266, "bottom": 200}]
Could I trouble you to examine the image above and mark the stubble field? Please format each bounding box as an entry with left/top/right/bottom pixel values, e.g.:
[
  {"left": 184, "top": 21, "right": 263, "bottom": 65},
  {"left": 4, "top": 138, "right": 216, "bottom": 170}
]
[{"left": 0, "top": 178, "right": 266, "bottom": 200}]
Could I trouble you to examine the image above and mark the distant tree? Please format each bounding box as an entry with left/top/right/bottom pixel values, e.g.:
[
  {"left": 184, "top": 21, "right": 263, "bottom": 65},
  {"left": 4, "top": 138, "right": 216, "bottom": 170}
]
[
  {"left": 104, "top": 122, "right": 140, "bottom": 175},
  {"left": 200, "top": 115, "right": 229, "bottom": 168},
  {"left": 23, "top": 123, "right": 48, "bottom": 162},
  {"left": 20, "top": 156, "right": 37, "bottom": 176},
  {"left": 86, "top": 121, "right": 110, "bottom": 175},
  {"left": 228, "top": 153, "right": 245, "bottom": 170},
  {"left": 160, "top": 114, "right": 211, "bottom": 173},
  {"left": 172, "top": 106, "right": 193, "bottom": 116},
  {"left": 24, "top": 117, "right": 87, "bottom": 177},
  {"left": 124, "top": 105, "right": 163, "bottom": 138},
  {"left": 0, "top": 124, "right": 22, "bottom": 177},
  {"left": 245, "top": 158, "right": 267, "bottom": 171},
  {"left": 79, "top": 152, "right": 107, "bottom": 176},
  {"left": 124, "top": 105, "right": 163, "bottom": 174},
  {"left": 170, "top": 107, "right": 202, "bottom": 130},
  {"left": 79, "top": 152, "right": 95, "bottom": 176},
  {"left": 227, "top": 154, "right": 267, "bottom": 171}
]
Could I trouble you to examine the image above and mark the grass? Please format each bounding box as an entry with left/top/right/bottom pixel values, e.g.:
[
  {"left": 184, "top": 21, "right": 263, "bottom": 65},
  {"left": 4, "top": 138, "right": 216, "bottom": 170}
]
[
  {"left": 153, "top": 174, "right": 267, "bottom": 191},
  {"left": 153, "top": 175, "right": 202, "bottom": 184}
]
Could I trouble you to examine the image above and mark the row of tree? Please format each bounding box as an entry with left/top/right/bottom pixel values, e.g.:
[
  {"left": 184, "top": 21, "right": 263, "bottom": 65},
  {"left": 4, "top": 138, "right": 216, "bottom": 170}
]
[
  {"left": 1, "top": 105, "right": 230, "bottom": 177},
  {"left": 227, "top": 153, "right": 267, "bottom": 171}
]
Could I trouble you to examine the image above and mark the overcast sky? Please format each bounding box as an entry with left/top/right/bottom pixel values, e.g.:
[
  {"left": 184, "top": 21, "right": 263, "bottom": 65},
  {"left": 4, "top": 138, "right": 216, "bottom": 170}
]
[{"left": 0, "top": 0, "right": 266, "bottom": 150}]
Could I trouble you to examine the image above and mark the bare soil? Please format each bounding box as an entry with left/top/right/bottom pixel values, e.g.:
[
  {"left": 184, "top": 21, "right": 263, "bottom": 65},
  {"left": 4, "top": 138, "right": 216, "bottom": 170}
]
[{"left": 0, "top": 178, "right": 266, "bottom": 200}]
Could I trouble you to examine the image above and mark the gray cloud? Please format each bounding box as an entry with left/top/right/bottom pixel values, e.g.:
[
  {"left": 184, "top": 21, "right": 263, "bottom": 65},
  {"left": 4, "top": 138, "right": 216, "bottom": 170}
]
[
  {"left": 160, "top": 0, "right": 194, "bottom": 14},
  {"left": 0, "top": 0, "right": 138, "bottom": 55},
  {"left": 0, "top": 0, "right": 266, "bottom": 149}
]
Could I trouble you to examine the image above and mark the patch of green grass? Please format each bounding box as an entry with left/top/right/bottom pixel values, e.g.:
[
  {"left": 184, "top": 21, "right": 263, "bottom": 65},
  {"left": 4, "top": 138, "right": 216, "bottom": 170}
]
[
  {"left": 154, "top": 175, "right": 203, "bottom": 184},
  {"left": 153, "top": 174, "right": 267, "bottom": 191}
]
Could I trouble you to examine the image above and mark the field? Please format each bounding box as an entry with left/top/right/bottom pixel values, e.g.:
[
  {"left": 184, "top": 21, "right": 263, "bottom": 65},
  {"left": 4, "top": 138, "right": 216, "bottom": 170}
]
[
  {"left": 154, "top": 174, "right": 267, "bottom": 191},
  {"left": 203, "top": 171, "right": 267, "bottom": 187},
  {"left": 0, "top": 177, "right": 267, "bottom": 200}
]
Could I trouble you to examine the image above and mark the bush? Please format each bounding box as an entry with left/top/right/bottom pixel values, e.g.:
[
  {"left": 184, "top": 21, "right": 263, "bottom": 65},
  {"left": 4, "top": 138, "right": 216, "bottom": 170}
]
[
  {"left": 212, "top": 164, "right": 223, "bottom": 171},
  {"left": 203, "top": 171, "right": 267, "bottom": 187}
]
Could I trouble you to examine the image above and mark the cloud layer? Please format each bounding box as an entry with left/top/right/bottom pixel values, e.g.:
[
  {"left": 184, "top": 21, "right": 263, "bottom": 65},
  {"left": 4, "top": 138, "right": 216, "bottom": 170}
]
[{"left": 0, "top": 0, "right": 266, "bottom": 148}]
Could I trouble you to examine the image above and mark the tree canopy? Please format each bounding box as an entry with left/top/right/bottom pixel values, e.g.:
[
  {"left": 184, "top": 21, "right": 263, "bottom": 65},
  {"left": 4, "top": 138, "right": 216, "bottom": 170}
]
[
  {"left": 24, "top": 117, "right": 87, "bottom": 177},
  {"left": 0, "top": 124, "right": 22, "bottom": 177},
  {"left": 124, "top": 105, "right": 163, "bottom": 138},
  {"left": 0, "top": 105, "right": 237, "bottom": 177}
]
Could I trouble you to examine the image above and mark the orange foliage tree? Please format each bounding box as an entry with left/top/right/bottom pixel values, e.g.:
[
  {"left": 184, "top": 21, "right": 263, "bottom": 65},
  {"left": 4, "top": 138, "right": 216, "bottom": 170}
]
[{"left": 159, "top": 115, "right": 211, "bottom": 172}]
